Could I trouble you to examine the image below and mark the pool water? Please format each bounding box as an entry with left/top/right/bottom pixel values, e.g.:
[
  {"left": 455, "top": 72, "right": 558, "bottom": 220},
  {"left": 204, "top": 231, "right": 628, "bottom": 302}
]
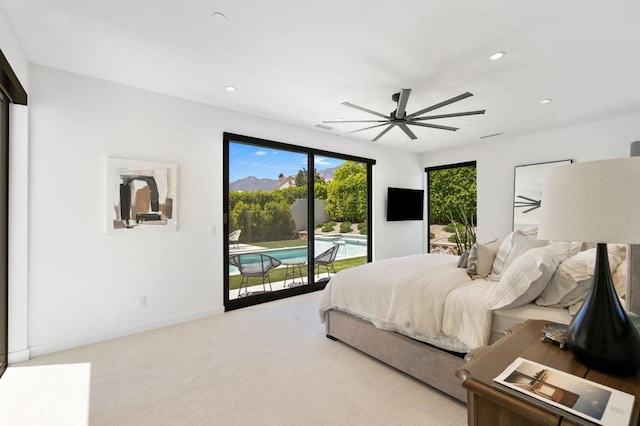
[{"left": 229, "top": 234, "right": 367, "bottom": 274}]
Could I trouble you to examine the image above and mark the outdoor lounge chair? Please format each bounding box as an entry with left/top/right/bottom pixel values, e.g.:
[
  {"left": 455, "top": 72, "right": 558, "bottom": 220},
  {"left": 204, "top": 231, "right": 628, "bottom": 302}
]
[
  {"left": 229, "top": 253, "right": 281, "bottom": 296},
  {"left": 315, "top": 244, "right": 339, "bottom": 278},
  {"left": 228, "top": 229, "right": 241, "bottom": 249}
]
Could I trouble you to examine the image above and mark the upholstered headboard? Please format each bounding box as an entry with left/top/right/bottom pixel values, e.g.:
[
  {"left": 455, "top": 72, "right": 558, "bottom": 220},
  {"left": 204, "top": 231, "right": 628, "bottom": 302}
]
[
  {"left": 627, "top": 246, "right": 640, "bottom": 314},
  {"left": 628, "top": 142, "right": 640, "bottom": 314}
]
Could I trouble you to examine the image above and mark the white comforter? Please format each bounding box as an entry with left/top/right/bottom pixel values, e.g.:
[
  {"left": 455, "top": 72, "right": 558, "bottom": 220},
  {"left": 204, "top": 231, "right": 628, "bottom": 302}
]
[{"left": 318, "top": 253, "right": 494, "bottom": 352}]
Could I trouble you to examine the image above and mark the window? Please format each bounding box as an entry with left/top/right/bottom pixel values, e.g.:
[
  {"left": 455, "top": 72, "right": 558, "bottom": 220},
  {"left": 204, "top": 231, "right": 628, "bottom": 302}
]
[
  {"left": 0, "top": 49, "right": 27, "bottom": 378},
  {"left": 425, "top": 161, "right": 477, "bottom": 255},
  {"left": 224, "top": 133, "right": 374, "bottom": 311}
]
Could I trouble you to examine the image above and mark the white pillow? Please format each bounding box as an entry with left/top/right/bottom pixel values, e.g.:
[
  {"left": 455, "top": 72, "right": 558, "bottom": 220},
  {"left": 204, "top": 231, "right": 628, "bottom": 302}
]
[
  {"left": 613, "top": 258, "right": 628, "bottom": 299},
  {"left": 535, "top": 244, "right": 625, "bottom": 308},
  {"left": 488, "top": 242, "right": 575, "bottom": 310},
  {"left": 488, "top": 227, "right": 548, "bottom": 282}
]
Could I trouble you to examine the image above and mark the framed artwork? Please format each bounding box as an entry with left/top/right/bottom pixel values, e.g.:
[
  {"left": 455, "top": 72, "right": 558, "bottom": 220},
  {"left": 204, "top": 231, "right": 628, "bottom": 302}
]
[
  {"left": 513, "top": 159, "right": 572, "bottom": 231},
  {"left": 107, "top": 158, "right": 177, "bottom": 234}
]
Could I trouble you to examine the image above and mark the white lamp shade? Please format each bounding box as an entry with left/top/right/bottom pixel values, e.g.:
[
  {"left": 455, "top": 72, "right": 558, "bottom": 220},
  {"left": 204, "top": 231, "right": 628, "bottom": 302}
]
[{"left": 537, "top": 157, "right": 640, "bottom": 244}]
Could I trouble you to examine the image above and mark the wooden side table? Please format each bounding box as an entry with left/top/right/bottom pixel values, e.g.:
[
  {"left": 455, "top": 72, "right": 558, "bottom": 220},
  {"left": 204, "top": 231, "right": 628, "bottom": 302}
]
[{"left": 457, "top": 319, "right": 640, "bottom": 425}]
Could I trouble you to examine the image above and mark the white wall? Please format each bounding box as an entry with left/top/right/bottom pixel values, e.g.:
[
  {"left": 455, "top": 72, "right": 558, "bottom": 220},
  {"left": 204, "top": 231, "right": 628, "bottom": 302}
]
[
  {"left": 14, "top": 63, "right": 640, "bottom": 359},
  {"left": 25, "top": 65, "right": 424, "bottom": 356},
  {"left": 422, "top": 116, "right": 640, "bottom": 243}
]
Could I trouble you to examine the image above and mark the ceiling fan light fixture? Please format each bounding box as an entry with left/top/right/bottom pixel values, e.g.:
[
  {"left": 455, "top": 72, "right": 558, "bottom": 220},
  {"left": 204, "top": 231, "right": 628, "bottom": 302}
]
[
  {"left": 325, "top": 89, "right": 485, "bottom": 142},
  {"left": 490, "top": 51, "right": 506, "bottom": 60}
]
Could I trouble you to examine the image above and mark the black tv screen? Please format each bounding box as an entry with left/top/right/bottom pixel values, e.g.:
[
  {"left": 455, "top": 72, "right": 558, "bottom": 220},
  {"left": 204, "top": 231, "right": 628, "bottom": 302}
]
[{"left": 386, "top": 187, "right": 424, "bottom": 221}]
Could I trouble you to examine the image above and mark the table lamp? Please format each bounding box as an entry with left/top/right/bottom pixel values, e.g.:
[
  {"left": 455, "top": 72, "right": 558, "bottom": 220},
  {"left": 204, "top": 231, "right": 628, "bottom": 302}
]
[{"left": 538, "top": 157, "right": 640, "bottom": 376}]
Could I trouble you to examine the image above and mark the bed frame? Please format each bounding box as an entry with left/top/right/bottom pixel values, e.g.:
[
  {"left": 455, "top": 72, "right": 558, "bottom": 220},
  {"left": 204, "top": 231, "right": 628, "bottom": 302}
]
[{"left": 325, "top": 247, "right": 640, "bottom": 404}]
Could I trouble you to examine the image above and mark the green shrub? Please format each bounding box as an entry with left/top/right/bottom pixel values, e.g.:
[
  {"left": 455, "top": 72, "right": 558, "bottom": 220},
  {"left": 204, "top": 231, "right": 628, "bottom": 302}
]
[
  {"left": 339, "top": 222, "right": 352, "bottom": 233},
  {"left": 444, "top": 222, "right": 465, "bottom": 234},
  {"left": 321, "top": 221, "right": 337, "bottom": 232},
  {"left": 358, "top": 221, "right": 368, "bottom": 235}
]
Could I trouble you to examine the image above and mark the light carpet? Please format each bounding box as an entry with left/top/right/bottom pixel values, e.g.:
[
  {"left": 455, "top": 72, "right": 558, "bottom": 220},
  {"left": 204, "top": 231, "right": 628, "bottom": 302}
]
[{"left": 14, "top": 291, "right": 466, "bottom": 425}]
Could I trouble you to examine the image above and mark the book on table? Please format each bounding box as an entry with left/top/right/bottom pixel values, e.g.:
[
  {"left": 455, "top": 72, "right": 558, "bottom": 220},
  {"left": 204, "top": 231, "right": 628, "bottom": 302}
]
[{"left": 494, "top": 357, "right": 634, "bottom": 426}]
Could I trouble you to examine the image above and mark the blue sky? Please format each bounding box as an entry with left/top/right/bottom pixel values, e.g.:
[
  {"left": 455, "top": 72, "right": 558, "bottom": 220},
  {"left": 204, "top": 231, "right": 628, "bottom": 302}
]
[{"left": 229, "top": 142, "right": 345, "bottom": 182}]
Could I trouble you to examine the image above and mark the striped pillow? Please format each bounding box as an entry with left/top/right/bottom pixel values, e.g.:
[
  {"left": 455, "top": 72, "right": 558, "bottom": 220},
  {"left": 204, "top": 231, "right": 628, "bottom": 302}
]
[
  {"left": 488, "top": 227, "right": 547, "bottom": 282},
  {"left": 488, "top": 243, "right": 574, "bottom": 310}
]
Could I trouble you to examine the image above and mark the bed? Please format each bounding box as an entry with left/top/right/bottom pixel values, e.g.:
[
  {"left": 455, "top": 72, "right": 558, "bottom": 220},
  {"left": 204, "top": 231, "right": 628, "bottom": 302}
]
[{"left": 318, "top": 230, "right": 638, "bottom": 403}]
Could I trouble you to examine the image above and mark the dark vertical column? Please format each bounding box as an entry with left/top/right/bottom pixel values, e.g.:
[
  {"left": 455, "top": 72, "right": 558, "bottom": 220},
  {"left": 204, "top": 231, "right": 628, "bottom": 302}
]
[
  {"left": 629, "top": 142, "right": 640, "bottom": 314},
  {"left": 0, "top": 91, "right": 8, "bottom": 376}
]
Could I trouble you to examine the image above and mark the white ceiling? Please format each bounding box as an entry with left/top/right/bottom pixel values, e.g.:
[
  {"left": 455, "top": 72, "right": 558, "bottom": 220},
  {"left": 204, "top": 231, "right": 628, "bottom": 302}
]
[{"left": 3, "top": 0, "right": 640, "bottom": 153}]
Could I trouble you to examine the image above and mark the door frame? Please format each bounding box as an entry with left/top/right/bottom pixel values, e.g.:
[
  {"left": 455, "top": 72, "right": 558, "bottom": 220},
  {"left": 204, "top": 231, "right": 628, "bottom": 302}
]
[{"left": 223, "top": 132, "right": 375, "bottom": 311}]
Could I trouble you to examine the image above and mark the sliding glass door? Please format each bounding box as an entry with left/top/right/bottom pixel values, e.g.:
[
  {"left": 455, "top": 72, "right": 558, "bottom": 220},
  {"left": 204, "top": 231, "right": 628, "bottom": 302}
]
[
  {"left": 223, "top": 133, "right": 373, "bottom": 311},
  {"left": 314, "top": 156, "right": 369, "bottom": 281},
  {"left": 426, "top": 161, "right": 477, "bottom": 255}
]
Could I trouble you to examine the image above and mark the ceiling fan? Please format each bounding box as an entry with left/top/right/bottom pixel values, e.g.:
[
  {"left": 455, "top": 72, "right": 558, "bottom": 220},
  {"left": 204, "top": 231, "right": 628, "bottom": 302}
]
[{"left": 323, "top": 89, "right": 485, "bottom": 141}]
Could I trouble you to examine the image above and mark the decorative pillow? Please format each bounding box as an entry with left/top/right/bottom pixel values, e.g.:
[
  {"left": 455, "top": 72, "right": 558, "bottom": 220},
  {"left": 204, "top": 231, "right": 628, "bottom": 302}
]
[
  {"left": 467, "top": 239, "right": 500, "bottom": 278},
  {"left": 466, "top": 244, "right": 478, "bottom": 276},
  {"left": 535, "top": 244, "right": 625, "bottom": 308},
  {"left": 457, "top": 250, "right": 470, "bottom": 268},
  {"left": 488, "top": 242, "right": 575, "bottom": 310},
  {"left": 487, "top": 227, "right": 549, "bottom": 282},
  {"left": 567, "top": 256, "right": 627, "bottom": 317},
  {"left": 613, "top": 258, "right": 628, "bottom": 298}
]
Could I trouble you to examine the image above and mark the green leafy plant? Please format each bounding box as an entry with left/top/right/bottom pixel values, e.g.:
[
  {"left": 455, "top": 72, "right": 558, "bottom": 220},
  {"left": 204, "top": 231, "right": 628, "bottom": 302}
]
[
  {"left": 446, "top": 208, "right": 477, "bottom": 255},
  {"left": 321, "top": 221, "right": 337, "bottom": 232},
  {"left": 358, "top": 221, "right": 368, "bottom": 235},
  {"left": 339, "top": 221, "right": 352, "bottom": 233}
]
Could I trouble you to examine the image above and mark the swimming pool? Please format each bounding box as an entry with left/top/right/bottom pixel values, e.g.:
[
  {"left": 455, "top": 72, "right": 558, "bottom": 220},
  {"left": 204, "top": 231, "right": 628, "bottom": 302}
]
[{"left": 229, "top": 234, "right": 368, "bottom": 274}]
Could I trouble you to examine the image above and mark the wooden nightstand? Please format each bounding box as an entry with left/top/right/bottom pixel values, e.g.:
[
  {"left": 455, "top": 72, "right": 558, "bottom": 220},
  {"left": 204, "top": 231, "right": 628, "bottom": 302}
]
[{"left": 456, "top": 319, "right": 640, "bottom": 425}]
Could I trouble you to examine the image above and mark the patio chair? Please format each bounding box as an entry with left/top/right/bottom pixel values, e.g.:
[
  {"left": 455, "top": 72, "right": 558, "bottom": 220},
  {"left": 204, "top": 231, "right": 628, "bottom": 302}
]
[
  {"left": 228, "top": 229, "right": 241, "bottom": 249},
  {"left": 229, "top": 253, "right": 281, "bottom": 296},
  {"left": 315, "top": 244, "right": 339, "bottom": 278}
]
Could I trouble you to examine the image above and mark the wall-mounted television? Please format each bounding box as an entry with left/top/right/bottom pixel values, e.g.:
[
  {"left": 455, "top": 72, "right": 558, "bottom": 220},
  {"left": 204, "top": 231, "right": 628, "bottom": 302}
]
[{"left": 386, "top": 187, "right": 424, "bottom": 221}]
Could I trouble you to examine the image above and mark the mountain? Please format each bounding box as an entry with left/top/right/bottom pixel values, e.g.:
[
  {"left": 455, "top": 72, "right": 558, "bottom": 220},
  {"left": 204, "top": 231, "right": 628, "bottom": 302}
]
[
  {"left": 229, "top": 167, "right": 336, "bottom": 192},
  {"left": 318, "top": 167, "right": 336, "bottom": 181},
  {"left": 229, "top": 176, "right": 279, "bottom": 192}
]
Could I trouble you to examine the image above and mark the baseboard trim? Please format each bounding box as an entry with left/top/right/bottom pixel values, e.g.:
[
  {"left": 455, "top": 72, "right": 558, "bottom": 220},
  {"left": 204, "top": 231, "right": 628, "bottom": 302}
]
[
  {"left": 28, "top": 306, "right": 225, "bottom": 358},
  {"left": 8, "top": 348, "right": 30, "bottom": 364}
]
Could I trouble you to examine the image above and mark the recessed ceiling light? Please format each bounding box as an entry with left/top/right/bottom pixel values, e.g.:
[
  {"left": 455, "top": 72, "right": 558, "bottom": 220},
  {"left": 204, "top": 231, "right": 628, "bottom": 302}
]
[
  {"left": 490, "top": 51, "right": 506, "bottom": 60},
  {"left": 225, "top": 86, "right": 236, "bottom": 92},
  {"left": 211, "top": 12, "right": 227, "bottom": 22},
  {"left": 540, "top": 98, "right": 553, "bottom": 104}
]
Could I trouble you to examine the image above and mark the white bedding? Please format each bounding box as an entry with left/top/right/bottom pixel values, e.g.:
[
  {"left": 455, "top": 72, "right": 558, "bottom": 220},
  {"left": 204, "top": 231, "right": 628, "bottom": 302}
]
[{"left": 318, "top": 253, "right": 496, "bottom": 353}]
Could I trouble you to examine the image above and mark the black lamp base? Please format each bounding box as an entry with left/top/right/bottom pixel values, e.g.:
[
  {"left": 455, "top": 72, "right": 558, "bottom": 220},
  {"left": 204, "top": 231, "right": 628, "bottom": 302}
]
[{"left": 567, "top": 243, "right": 640, "bottom": 376}]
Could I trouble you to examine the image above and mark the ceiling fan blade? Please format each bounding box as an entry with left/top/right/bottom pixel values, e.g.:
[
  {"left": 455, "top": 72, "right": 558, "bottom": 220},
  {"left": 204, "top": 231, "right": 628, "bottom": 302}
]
[
  {"left": 398, "top": 123, "right": 417, "bottom": 140},
  {"left": 412, "top": 110, "right": 486, "bottom": 121},
  {"left": 342, "top": 102, "right": 389, "bottom": 119},
  {"left": 406, "top": 92, "right": 473, "bottom": 119},
  {"left": 395, "top": 88, "right": 411, "bottom": 119},
  {"left": 372, "top": 123, "right": 397, "bottom": 141},
  {"left": 345, "top": 123, "right": 389, "bottom": 134},
  {"left": 323, "top": 120, "right": 389, "bottom": 123},
  {"left": 410, "top": 122, "right": 459, "bottom": 131}
]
